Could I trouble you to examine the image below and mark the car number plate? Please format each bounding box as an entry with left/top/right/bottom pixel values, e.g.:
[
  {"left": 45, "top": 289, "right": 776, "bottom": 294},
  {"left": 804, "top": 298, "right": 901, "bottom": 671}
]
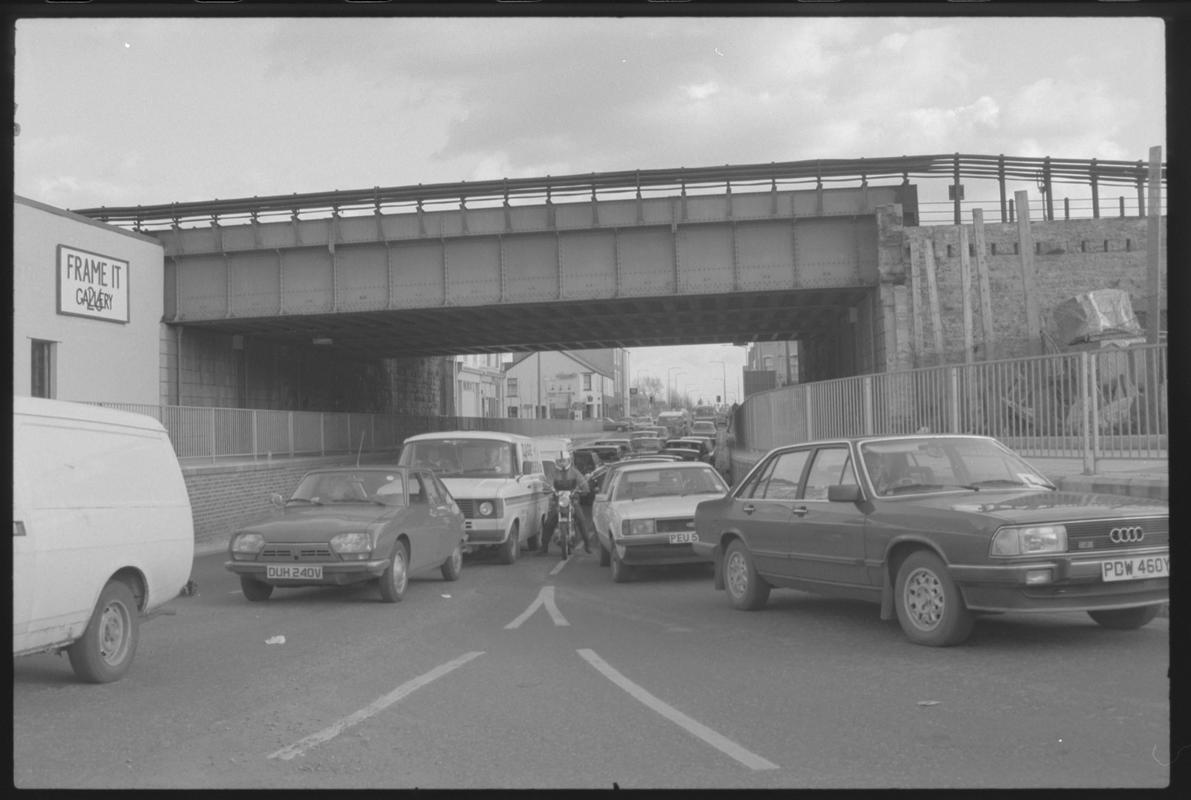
[
  {"left": 1101, "top": 555, "right": 1168, "bottom": 582},
  {"left": 266, "top": 564, "right": 323, "bottom": 580},
  {"left": 668, "top": 532, "right": 698, "bottom": 544}
]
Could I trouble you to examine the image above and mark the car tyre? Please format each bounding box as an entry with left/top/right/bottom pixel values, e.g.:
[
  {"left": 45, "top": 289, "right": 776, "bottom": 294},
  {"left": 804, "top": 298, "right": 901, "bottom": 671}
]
[
  {"left": 599, "top": 538, "right": 611, "bottom": 567},
  {"left": 240, "top": 575, "right": 274, "bottom": 602},
  {"left": 440, "top": 542, "right": 463, "bottom": 581},
  {"left": 67, "top": 580, "right": 139, "bottom": 684},
  {"left": 379, "top": 541, "right": 409, "bottom": 603},
  {"left": 498, "top": 523, "right": 520, "bottom": 565},
  {"left": 894, "top": 550, "right": 974, "bottom": 646},
  {"left": 1087, "top": 605, "right": 1160, "bottom": 630},
  {"left": 724, "top": 539, "right": 769, "bottom": 610},
  {"left": 611, "top": 545, "right": 633, "bottom": 583}
]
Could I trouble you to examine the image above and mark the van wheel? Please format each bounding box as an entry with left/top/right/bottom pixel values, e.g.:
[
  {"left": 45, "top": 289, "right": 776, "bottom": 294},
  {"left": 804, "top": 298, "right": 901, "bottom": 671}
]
[
  {"left": 498, "top": 523, "right": 520, "bottom": 565},
  {"left": 599, "top": 538, "right": 611, "bottom": 567},
  {"left": 67, "top": 580, "right": 140, "bottom": 683},
  {"left": 240, "top": 576, "right": 273, "bottom": 602},
  {"left": 379, "top": 541, "right": 409, "bottom": 603}
]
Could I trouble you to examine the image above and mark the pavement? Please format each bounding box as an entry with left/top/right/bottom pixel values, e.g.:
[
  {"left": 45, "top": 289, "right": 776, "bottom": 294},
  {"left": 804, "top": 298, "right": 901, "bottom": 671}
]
[{"left": 1024, "top": 456, "right": 1168, "bottom": 502}]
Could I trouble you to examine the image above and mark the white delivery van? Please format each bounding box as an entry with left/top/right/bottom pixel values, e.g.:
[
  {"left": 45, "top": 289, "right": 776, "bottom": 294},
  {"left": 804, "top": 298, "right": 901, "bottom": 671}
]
[
  {"left": 398, "top": 431, "right": 550, "bottom": 563},
  {"left": 12, "top": 397, "right": 195, "bottom": 683}
]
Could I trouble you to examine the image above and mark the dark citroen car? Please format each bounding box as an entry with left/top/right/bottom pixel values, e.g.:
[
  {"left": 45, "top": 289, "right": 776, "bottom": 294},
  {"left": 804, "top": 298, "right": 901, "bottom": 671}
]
[
  {"left": 226, "top": 466, "right": 466, "bottom": 603},
  {"left": 693, "top": 435, "right": 1168, "bottom": 646}
]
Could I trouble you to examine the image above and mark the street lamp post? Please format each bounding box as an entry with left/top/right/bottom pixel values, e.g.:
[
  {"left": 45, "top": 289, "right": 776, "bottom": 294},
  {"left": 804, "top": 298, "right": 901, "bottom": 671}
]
[{"left": 667, "top": 367, "right": 683, "bottom": 408}]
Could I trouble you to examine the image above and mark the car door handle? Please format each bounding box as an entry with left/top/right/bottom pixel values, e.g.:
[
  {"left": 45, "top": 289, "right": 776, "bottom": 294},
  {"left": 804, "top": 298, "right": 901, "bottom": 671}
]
[
  {"left": 742, "top": 503, "right": 756, "bottom": 514},
  {"left": 792, "top": 506, "right": 809, "bottom": 517}
]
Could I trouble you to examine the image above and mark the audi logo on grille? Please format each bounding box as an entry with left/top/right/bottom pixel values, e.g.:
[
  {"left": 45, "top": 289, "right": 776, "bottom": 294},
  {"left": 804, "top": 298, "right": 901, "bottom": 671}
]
[{"left": 1109, "top": 526, "right": 1145, "bottom": 544}]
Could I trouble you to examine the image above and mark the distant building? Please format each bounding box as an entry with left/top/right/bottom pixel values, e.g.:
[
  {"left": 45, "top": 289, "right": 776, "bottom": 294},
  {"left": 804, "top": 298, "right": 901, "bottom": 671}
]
[
  {"left": 503, "top": 350, "right": 616, "bottom": 419},
  {"left": 746, "top": 341, "right": 800, "bottom": 386},
  {"left": 453, "top": 354, "right": 507, "bottom": 417}
]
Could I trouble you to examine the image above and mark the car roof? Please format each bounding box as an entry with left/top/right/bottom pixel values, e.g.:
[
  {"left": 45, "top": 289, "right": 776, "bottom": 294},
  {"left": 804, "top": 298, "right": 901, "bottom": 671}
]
[
  {"left": 403, "top": 430, "right": 532, "bottom": 444},
  {"left": 611, "top": 460, "right": 712, "bottom": 472}
]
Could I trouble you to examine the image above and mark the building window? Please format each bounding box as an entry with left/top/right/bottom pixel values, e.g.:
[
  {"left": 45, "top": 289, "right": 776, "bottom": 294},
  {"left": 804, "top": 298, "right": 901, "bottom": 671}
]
[
  {"left": 583, "top": 373, "right": 592, "bottom": 391},
  {"left": 31, "top": 339, "right": 55, "bottom": 398},
  {"left": 507, "top": 377, "right": 518, "bottom": 396}
]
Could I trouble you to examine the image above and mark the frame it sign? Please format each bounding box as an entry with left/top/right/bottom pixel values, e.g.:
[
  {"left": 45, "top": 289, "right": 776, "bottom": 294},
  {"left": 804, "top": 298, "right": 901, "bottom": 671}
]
[{"left": 57, "top": 245, "right": 130, "bottom": 323}]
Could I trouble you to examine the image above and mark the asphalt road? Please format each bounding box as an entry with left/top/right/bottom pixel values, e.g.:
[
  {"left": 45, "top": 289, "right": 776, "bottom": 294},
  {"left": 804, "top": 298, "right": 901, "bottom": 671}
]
[{"left": 13, "top": 547, "right": 1172, "bottom": 789}]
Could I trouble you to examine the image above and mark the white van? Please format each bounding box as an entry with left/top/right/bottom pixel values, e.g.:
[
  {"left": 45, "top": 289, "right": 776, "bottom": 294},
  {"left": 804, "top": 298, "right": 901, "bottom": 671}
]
[
  {"left": 398, "top": 431, "right": 550, "bottom": 563},
  {"left": 12, "top": 397, "right": 195, "bottom": 683}
]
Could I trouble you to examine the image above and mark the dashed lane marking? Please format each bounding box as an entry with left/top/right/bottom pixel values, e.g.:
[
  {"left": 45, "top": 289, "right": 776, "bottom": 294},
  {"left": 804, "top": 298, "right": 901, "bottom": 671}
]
[
  {"left": 576, "top": 648, "right": 779, "bottom": 771},
  {"left": 267, "top": 651, "right": 485, "bottom": 761}
]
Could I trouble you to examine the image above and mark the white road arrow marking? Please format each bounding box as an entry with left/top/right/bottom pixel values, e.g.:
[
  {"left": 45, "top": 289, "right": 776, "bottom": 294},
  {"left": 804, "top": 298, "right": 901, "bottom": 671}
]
[
  {"left": 577, "top": 648, "right": 779, "bottom": 771},
  {"left": 504, "top": 585, "right": 569, "bottom": 629},
  {"left": 267, "top": 650, "right": 485, "bottom": 761}
]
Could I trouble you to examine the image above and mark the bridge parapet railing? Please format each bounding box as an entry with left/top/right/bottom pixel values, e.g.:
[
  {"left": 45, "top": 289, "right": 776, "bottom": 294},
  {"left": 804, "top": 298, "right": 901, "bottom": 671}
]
[
  {"left": 738, "top": 343, "right": 1166, "bottom": 470},
  {"left": 81, "top": 404, "right": 604, "bottom": 463}
]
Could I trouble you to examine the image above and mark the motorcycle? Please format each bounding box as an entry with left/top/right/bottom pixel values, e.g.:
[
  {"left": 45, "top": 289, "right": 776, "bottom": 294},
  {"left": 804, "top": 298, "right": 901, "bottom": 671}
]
[{"left": 552, "top": 488, "right": 581, "bottom": 559}]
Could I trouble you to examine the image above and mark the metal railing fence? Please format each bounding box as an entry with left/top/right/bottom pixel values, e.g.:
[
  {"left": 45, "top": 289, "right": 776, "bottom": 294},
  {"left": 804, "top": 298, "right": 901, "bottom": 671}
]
[
  {"left": 739, "top": 344, "right": 1166, "bottom": 471},
  {"left": 72, "top": 152, "right": 1165, "bottom": 231},
  {"left": 82, "top": 404, "right": 603, "bottom": 462}
]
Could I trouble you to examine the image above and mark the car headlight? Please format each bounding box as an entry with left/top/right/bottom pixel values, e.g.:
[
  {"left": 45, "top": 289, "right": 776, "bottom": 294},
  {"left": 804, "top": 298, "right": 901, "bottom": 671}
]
[
  {"left": 231, "top": 532, "right": 265, "bottom": 557},
  {"left": 330, "top": 532, "right": 373, "bottom": 560},
  {"left": 990, "top": 524, "right": 1067, "bottom": 557},
  {"left": 478, "top": 501, "right": 494, "bottom": 517},
  {"left": 623, "top": 519, "right": 657, "bottom": 536}
]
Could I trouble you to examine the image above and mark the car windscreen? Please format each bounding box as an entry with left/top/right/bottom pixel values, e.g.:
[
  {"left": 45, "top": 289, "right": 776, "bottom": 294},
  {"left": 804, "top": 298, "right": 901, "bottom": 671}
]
[
  {"left": 612, "top": 467, "right": 727, "bottom": 500},
  {"left": 400, "top": 439, "right": 516, "bottom": 478},
  {"left": 291, "top": 470, "right": 404, "bottom": 504},
  {"left": 859, "top": 437, "right": 1055, "bottom": 496}
]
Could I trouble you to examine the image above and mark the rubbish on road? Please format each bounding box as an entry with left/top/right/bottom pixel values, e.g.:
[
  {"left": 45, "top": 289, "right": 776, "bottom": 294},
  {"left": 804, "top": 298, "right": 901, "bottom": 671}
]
[
  {"left": 917, "top": 700, "right": 940, "bottom": 707},
  {"left": 441, "top": 594, "right": 452, "bottom": 598},
  {"left": 265, "top": 635, "right": 286, "bottom": 645}
]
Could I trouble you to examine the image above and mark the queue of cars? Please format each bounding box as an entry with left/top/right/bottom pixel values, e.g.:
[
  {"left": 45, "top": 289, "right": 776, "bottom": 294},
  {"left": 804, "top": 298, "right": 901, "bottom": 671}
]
[
  {"left": 17, "top": 398, "right": 1165, "bottom": 689},
  {"left": 220, "top": 428, "right": 1168, "bottom": 647}
]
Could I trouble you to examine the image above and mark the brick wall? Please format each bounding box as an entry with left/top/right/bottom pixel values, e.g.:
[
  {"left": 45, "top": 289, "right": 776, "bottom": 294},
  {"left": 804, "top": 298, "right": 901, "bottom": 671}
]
[
  {"left": 182, "top": 454, "right": 399, "bottom": 554},
  {"left": 902, "top": 217, "right": 1166, "bottom": 363}
]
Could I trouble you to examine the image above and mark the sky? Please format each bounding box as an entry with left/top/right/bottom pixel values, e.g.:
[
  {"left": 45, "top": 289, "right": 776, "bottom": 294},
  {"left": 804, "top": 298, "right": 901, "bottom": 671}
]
[{"left": 10, "top": 10, "right": 1169, "bottom": 406}]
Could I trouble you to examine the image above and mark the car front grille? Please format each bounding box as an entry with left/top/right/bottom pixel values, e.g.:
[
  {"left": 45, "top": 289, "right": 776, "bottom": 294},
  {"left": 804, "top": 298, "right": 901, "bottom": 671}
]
[
  {"left": 1066, "top": 516, "right": 1168, "bottom": 552},
  {"left": 260, "top": 544, "right": 335, "bottom": 561},
  {"left": 656, "top": 518, "right": 696, "bottom": 533}
]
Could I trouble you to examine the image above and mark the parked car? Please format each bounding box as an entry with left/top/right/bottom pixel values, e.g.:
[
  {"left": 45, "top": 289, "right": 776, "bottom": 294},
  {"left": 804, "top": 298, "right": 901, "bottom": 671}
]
[
  {"left": 665, "top": 437, "right": 713, "bottom": 462},
  {"left": 693, "top": 434, "right": 1169, "bottom": 646},
  {"left": 573, "top": 444, "right": 623, "bottom": 474},
  {"left": 587, "top": 438, "right": 634, "bottom": 460},
  {"left": 226, "top": 466, "right": 467, "bottom": 602},
  {"left": 629, "top": 435, "right": 665, "bottom": 454},
  {"left": 13, "top": 398, "right": 196, "bottom": 683},
  {"left": 591, "top": 460, "right": 732, "bottom": 582}
]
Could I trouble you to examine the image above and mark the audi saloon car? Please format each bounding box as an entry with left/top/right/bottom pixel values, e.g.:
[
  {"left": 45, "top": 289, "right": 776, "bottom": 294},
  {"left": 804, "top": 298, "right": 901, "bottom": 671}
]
[{"left": 692, "top": 434, "right": 1168, "bottom": 646}]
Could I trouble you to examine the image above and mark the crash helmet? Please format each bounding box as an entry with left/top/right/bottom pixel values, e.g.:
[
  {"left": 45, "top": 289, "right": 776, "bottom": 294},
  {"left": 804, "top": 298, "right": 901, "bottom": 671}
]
[{"left": 554, "top": 454, "right": 572, "bottom": 472}]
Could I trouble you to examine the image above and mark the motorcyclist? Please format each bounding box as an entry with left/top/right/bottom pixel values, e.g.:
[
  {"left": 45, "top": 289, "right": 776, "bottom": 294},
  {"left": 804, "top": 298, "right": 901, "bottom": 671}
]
[{"left": 539, "top": 454, "right": 592, "bottom": 555}]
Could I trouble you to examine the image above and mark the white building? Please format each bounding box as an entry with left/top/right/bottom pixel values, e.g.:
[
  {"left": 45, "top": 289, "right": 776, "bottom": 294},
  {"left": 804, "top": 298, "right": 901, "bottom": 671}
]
[
  {"left": 453, "top": 353, "right": 507, "bottom": 417},
  {"left": 503, "top": 351, "right": 615, "bottom": 420},
  {"left": 13, "top": 196, "right": 166, "bottom": 405}
]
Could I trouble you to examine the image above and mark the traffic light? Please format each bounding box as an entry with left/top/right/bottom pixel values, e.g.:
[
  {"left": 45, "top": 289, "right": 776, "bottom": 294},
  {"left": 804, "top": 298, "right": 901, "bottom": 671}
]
[{"left": 716, "top": 395, "right": 721, "bottom": 403}]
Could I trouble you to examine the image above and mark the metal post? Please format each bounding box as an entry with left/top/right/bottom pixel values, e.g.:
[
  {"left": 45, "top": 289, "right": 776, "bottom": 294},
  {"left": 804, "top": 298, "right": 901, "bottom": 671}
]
[
  {"left": 1089, "top": 354, "right": 1101, "bottom": 469},
  {"left": 862, "top": 376, "right": 874, "bottom": 435},
  {"left": 252, "top": 409, "right": 258, "bottom": 461},
  {"left": 210, "top": 407, "right": 217, "bottom": 464},
  {"left": 1090, "top": 159, "right": 1100, "bottom": 219},
  {"left": 320, "top": 413, "right": 326, "bottom": 456},
  {"left": 288, "top": 411, "right": 294, "bottom": 457},
  {"left": 1079, "top": 352, "right": 1094, "bottom": 474},
  {"left": 1145, "top": 146, "right": 1163, "bottom": 345}
]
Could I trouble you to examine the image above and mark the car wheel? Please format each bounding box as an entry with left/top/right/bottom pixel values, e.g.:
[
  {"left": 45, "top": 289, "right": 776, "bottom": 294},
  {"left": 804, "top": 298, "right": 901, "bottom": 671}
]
[
  {"left": 894, "top": 550, "right": 974, "bottom": 646},
  {"left": 498, "top": 523, "right": 520, "bottom": 565},
  {"left": 611, "top": 546, "right": 633, "bottom": 583},
  {"left": 379, "top": 541, "right": 409, "bottom": 603},
  {"left": 527, "top": 523, "right": 542, "bottom": 551},
  {"left": 1087, "top": 606, "right": 1160, "bottom": 630},
  {"left": 67, "top": 580, "right": 140, "bottom": 683},
  {"left": 599, "top": 537, "right": 611, "bottom": 567},
  {"left": 724, "top": 539, "right": 769, "bottom": 610},
  {"left": 240, "top": 575, "right": 274, "bottom": 602},
  {"left": 440, "top": 542, "right": 463, "bottom": 581}
]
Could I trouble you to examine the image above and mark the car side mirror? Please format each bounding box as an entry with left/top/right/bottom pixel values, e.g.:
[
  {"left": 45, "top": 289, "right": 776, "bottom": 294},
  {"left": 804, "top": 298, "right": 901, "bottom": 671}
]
[
  {"left": 827, "top": 484, "right": 863, "bottom": 503},
  {"left": 270, "top": 493, "right": 285, "bottom": 508}
]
